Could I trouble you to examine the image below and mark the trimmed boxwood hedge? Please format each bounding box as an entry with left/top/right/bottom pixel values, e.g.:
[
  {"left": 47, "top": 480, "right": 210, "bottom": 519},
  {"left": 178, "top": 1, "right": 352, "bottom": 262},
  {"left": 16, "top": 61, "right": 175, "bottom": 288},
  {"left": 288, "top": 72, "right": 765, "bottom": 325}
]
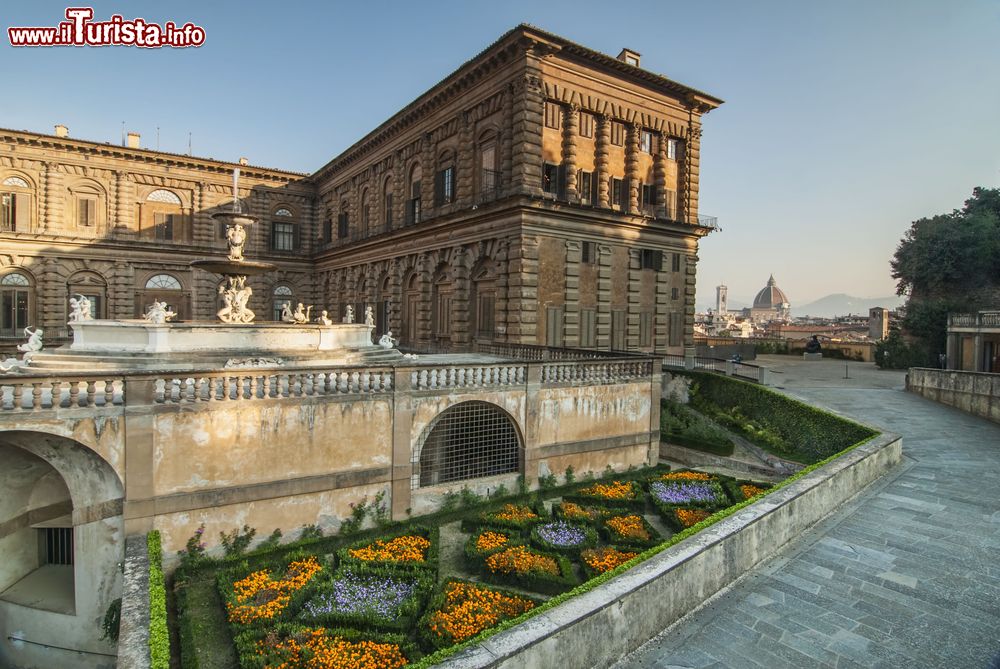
[
  {"left": 647, "top": 478, "right": 730, "bottom": 511},
  {"left": 337, "top": 525, "right": 439, "bottom": 573},
  {"left": 599, "top": 513, "right": 662, "bottom": 550},
  {"left": 658, "top": 505, "right": 715, "bottom": 533},
  {"left": 677, "top": 370, "right": 878, "bottom": 463},
  {"left": 725, "top": 479, "right": 773, "bottom": 503},
  {"left": 562, "top": 480, "right": 646, "bottom": 511},
  {"left": 530, "top": 520, "right": 600, "bottom": 555},
  {"left": 463, "top": 528, "right": 526, "bottom": 570},
  {"left": 233, "top": 622, "right": 422, "bottom": 669},
  {"left": 478, "top": 544, "right": 579, "bottom": 595},
  {"left": 417, "top": 579, "right": 543, "bottom": 651},
  {"left": 460, "top": 502, "right": 548, "bottom": 533},
  {"left": 552, "top": 500, "right": 628, "bottom": 526},
  {"left": 579, "top": 545, "right": 643, "bottom": 580},
  {"left": 147, "top": 531, "right": 170, "bottom": 669}
]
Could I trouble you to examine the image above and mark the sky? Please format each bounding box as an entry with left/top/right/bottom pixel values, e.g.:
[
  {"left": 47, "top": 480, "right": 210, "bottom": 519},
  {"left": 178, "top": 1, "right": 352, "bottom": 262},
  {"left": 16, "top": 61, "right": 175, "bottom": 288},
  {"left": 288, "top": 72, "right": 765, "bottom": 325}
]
[{"left": 4, "top": 0, "right": 999, "bottom": 307}]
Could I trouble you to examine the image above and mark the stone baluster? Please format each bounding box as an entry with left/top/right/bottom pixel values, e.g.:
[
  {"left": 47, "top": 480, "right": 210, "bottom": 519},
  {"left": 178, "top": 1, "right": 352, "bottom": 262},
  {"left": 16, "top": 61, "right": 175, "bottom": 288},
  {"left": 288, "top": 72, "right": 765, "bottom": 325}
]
[
  {"left": 87, "top": 381, "right": 97, "bottom": 406},
  {"left": 69, "top": 380, "right": 80, "bottom": 407}
]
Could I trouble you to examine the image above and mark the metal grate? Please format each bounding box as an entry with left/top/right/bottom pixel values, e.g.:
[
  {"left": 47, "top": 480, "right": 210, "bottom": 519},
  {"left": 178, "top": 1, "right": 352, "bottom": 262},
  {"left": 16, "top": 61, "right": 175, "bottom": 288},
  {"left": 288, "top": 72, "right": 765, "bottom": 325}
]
[
  {"left": 414, "top": 401, "right": 521, "bottom": 488},
  {"left": 43, "top": 527, "right": 74, "bottom": 566}
]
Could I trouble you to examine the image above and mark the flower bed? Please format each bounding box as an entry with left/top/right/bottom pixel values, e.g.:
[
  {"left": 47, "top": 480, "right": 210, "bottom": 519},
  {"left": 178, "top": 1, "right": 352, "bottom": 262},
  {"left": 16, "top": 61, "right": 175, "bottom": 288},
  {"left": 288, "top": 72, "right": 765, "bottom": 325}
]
[
  {"left": 233, "top": 623, "right": 419, "bottom": 669},
  {"left": 552, "top": 501, "right": 623, "bottom": 525},
  {"left": 725, "top": 479, "right": 772, "bottom": 502},
  {"left": 600, "top": 514, "right": 661, "bottom": 549},
  {"left": 338, "top": 526, "right": 438, "bottom": 572},
  {"left": 563, "top": 480, "right": 646, "bottom": 511},
  {"left": 529, "top": 520, "right": 598, "bottom": 555},
  {"left": 656, "top": 470, "right": 716, "bottom": 482},
  {"left": 461, "top": 503, "right": 546, "bottom": 533},
  {"left": 481, "top": 544, "right": 579, "bottom": 595},
  {"left": 648, "top": 479, "right": 728, "bottom": 509},
  {"left": 220, "top": 555, "right": 324, "bottom": 628},
  {"left": 580, "top": 546, "right": 640, "bottom": 579},
  {"left": 298, "top": 564, "right": 433, "bottom": 632},
  {"left": 662, "top": 506, "right": 714, "bottom": 532},
  {"left": 463, "top": 528, "right": 526, "bottom": 570},
  {"left": 419, "top": 580, "right": 540, "bottom": 650}
]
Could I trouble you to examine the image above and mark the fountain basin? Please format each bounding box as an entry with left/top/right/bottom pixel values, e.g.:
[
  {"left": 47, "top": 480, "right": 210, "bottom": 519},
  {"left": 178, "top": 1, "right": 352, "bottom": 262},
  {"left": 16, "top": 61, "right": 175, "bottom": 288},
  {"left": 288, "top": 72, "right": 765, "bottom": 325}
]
[{"left": 190, "top": 259, "right": 276, "bottom": 275}]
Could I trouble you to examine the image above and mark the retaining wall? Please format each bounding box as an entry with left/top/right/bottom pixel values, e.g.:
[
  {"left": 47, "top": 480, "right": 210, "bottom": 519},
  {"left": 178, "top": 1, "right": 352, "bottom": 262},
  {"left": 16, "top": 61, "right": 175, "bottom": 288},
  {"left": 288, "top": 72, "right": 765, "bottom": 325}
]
[{"left": 907, "top": 367, "right": 1000, "bottom": 424}]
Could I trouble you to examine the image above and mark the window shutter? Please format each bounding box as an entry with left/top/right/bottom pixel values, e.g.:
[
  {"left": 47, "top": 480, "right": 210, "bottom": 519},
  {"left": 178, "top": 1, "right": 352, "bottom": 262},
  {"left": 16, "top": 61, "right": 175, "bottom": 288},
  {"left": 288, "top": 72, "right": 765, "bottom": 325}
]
[
  {"left": 434, "top": 170, "right": 444, "bottom": 206},
  {"left": 294, "top": 223, "right": 301, "bottom": 250},
  {"left": 14, "top": 193, "right": 30, "bottom": 230},
  {"left": 556, "top": 164, "right": 567, "bottom": 199}
]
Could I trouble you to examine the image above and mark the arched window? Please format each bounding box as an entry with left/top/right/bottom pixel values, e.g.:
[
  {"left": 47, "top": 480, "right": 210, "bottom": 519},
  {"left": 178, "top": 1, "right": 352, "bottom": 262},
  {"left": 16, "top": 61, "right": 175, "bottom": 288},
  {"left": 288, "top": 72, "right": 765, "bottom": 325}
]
[
  {"left": 143, "top": 189, "right": 184, "bottom": 241},
  {"left": 271, "top": 207, "right": 298, "bottom": 252},
  {"left": 67, "top": 271, "right": 108, "bottom": 320},
  {"left": 137, "top": 273, "right": 186, "bottom": 319},
  {"left": 1, "top": 271, "right": 33, "bottom": 338},
  {"left": 274, "top": 208, "right": 293, "bottom": 217},
  {"left": 382, "top": 177, "right": 393, "bottom": 232},
  {"left": 145, "top": 274, "right": 182, "bottom": 290},
  {"left": 434, "top": 150, "right": 455, "bottom": 206},
  {"left": 360, "top": 189, "right": 371, "bottom": 238},
  {"left": 272, "top": 285, "right": 293, "bottom": 321},
  {"left": 337, "top": 200, "right": 350, "bottom": 239},
  {"left": 1, "top": 175, "right": 33, "bottom": 232},
  {"left": 69, "top": 181, "right": 106, "bottom": 229},
  {"left": 406, "top": 164, "right": 422, "bottom": 226},
  {"left": 415, "top": 401, "right": 521, "bottom": 487},
  {"left": 478, "top": 131, "right": 499, "bottom": 202}
]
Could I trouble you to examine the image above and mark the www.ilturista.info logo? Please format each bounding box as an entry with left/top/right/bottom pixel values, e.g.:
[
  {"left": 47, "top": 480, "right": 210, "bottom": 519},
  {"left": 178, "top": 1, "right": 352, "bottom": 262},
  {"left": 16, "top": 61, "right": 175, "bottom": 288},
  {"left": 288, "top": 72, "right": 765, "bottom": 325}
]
[{"left": 8, "top": 7, "right": 205, "bottom": 48}]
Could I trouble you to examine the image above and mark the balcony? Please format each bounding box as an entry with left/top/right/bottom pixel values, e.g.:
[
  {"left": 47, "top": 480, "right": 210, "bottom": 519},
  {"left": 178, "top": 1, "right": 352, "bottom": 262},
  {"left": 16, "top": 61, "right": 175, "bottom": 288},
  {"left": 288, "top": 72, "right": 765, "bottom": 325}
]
[{"left": 948, "top": 311, "right": 1000, "bottom": 330}]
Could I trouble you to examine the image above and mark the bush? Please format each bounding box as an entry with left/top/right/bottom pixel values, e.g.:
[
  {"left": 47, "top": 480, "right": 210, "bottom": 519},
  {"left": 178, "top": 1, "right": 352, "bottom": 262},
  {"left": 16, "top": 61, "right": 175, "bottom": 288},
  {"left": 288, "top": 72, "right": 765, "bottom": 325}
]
[
  {"left": 874, "top": 330, "right": 928, "bottom": 369},
  {"left": 233, "top": 623, "right": 420, "bottom": 669},
  {"left": 219, "top": 524, "right": 256, "bottom": 558},
  {"left": 660, "top": 399, "right": 735, "bottom": 456},
  {"left": 418, "top": 579, "right": 541, "bottom": 650},
  {"left": 681, "top": 372, "right": 876, "bottom": 464},
  {"left": 147, "top": 531, "right": 170, "bottom": 669}
]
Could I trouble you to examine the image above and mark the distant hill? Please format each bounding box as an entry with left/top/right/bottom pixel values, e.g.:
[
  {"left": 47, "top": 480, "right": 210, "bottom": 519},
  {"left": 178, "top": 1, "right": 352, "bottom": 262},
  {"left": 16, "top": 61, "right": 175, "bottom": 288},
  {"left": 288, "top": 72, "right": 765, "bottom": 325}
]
[{"left": 795, "top": 294, "right": 904, "bottom": 318}]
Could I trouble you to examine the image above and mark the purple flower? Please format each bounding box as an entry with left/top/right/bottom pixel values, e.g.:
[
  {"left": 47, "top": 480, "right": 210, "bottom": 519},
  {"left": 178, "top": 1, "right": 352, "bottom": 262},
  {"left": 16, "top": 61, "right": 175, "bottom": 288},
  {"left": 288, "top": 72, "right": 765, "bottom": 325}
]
[
  {"left": 301, "top": 571, "right": 417, "bottom": 620},
  {"left": 650, "top": 481, "right": 721, "bottom": 505},
  {"left": 536, "top": 521, "right": 587, "bottom": 547}
]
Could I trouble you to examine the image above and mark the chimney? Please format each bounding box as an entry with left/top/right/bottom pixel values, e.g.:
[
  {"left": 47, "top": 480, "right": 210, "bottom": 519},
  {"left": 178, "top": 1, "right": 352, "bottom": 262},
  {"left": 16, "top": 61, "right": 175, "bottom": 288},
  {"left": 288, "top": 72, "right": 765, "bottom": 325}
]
[
  {"left": 54, "top": 124, "right": 69, "bottom": 138},
  {"left": 238, "top": 157, "right": 249, "bottom": 166},
  {"left": 616, "top": 48, "right": 641, "bottom": 68},
  {"left": 126, "top": 132, "right": 141, "bottom": 149}
]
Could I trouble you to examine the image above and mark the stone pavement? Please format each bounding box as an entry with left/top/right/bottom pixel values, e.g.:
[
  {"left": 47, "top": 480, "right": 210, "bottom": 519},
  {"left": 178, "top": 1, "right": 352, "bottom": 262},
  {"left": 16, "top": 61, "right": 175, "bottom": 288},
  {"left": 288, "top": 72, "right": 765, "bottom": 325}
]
[{"left": 616, "top": 359, "right": 1000, "bottom": 669}]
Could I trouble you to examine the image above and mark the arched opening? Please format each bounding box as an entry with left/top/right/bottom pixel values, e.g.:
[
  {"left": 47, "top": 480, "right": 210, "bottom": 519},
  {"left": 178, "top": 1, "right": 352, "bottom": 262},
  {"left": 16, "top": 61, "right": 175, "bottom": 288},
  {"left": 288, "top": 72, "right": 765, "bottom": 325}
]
[
  {"left": 1, "top": 174, "right": 34, "bottom": 233},
  {"left": 1, "top": 270, "right": 34, "bottom": 339},
  {"left": 141, "top": 189, "right": 187, "bottom": 242},
  {"left": 272, "top": 284, "right": 294, "bottom": 321},
  {"left": 67, "top": 271, "right": 108, "bottom": 320},
  {"left": 136, "top": 273, "right": 188, "bottom": 319},
  {"left": 470, "top": 264, "right": 496, "bottom": 342},
  {"left": 415, "top": 401, "right": 522, "bottom": 487}
]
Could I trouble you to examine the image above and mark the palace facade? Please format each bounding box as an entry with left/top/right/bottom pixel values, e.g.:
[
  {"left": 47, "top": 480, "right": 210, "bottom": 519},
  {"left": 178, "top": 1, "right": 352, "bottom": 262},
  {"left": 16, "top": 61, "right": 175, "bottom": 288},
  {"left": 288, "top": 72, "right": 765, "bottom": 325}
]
[{"left": 1, "top": 24, "right": 721, "bottom": 356}]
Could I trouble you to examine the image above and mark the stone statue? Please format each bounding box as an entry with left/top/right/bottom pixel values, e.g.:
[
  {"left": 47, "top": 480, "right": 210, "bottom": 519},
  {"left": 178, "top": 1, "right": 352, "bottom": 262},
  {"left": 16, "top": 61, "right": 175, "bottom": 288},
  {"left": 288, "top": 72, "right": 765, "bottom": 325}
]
[
  {"left": 68, "top": 294, "right": 93, "bottom": 322},
  {"left": 144, "top": 301, "right": 176, "bottom": 325},
  {"left": 317, "top": 310, "right": 332, "bottom": 326},
  {"left": 18, "top": 326, "right": 44, "bottom": 352},
  {"left": 805, "top": 335, "right": 822, "bottom": 354},
  {"left": 217, "top": 276, "right": 255, "bottom": 324},
  {"left": 225, "top": 223, "right": 247, "bottom": 262},
  {"left": 281, "top": 303, "right": 296, "bottom": 323},
  {"left": 292, "top": 303, "right": 312, "bottom": 324},
  {"left": 343, "top": 305, "right": 355, "bottom": 324},
  {"left": 364, "top": 305, "right": 375, "bottom": 327},
  {"left": 0, "top": 357, "right": 23, "bottom": 373},
  {"left": 378, "top": 331, "right": 397, "bottom": 350}
]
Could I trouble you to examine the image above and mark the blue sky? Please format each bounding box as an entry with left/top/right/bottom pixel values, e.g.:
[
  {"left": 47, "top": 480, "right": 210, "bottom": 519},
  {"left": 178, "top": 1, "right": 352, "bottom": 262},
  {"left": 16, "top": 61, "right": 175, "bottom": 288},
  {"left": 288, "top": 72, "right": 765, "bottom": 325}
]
[{"left": 4, "top": 0, "right": 999, "bottom": 306}]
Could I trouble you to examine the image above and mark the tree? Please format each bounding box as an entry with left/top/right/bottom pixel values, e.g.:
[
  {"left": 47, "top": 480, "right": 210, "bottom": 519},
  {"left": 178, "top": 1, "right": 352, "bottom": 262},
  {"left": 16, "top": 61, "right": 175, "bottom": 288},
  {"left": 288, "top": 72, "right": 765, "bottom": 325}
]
[{"left": 889, "top": 187, "right": 1000, "bottom": 361}]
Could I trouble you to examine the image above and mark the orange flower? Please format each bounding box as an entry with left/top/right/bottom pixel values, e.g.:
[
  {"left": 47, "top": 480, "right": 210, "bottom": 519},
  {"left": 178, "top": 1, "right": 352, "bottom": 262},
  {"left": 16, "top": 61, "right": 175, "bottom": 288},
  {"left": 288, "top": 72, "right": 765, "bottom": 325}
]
[
  {"left": 605, "top": 515, "right": 650, "bottom": 541},
  {"left": 740, "top": 484, "right": 766, "bottom": 499},
  {"left": 660, "top": 471, "right": 712, "bottom": 481},
  {"left": 226, "top": 556, "right": 322, "bottom": 625},
  {"left": 487, "top": 504, "right": 539, "bottom": 523},
  {"left": 675, "top": 508, "right": 711, "bottom": 528},
  {"left": 578, "top": 480, "right": 637, "bottom": 500},
  {"left": 485, "top": 545, "right": 560, "bottom": 577},
  {"left": 348, "top": 535, "right": 431, "bottom": 563},
  {"left": 256, "top": 627, "right": 408, "bottom": 669},
  {"left": 426, "top": 582, "right": 535, "bottom": 643},
  {"left": 474, "top": 531, "right": 509, "bottom": 552},
  {"left": 581, "top": 547, "right": 638, "bottom": 574}
]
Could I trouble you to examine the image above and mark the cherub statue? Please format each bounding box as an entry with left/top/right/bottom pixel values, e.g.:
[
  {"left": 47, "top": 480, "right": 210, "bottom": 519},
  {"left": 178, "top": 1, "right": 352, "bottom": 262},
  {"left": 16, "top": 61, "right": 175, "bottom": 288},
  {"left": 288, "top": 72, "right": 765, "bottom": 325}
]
[
  {"left": 343, "top": 305, "right": 355, "bottom": 324},
  {"left": 144, "top": 301, "right": 176, "bottom": 325},
  {"left": 292, "top": 303, "right": 312, "bottom": 324},
  {"left": 0, "top": 357, "right": 22, "bottom": 373},
  {"left": 317, "top": 310, "right": 332, "bottom": 326},
  {"left": 378, "top": 331, "right": 397, "bottom": 350},
  {"left": 364, "top": 305, "right": 375, "bottom": 327},
  {"left": 17, "top": 326, "right": 44, "bottom": 352},
  {"left": 281, "top": 303, "right": 296, "bottom": 323},
  {"left": 68, "top": 294, "right": 93, "bottom": 322},
  {"left": 225, "top": 223, "right": 247, "bottom": 262}
]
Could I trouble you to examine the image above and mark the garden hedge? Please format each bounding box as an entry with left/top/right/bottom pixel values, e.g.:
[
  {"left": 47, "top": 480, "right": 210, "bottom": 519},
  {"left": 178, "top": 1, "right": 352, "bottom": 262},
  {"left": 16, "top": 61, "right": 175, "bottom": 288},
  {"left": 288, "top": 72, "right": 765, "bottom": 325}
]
[{"left": 147, "top": 531, "right": 170, "bottom": 669}]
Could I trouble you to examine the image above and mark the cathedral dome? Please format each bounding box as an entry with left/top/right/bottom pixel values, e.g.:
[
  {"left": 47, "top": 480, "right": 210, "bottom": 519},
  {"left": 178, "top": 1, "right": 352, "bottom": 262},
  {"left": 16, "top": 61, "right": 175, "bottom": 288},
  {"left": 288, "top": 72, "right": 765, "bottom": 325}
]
[{"left": 753, "top": 275, "right": 789, "bottom": 308}]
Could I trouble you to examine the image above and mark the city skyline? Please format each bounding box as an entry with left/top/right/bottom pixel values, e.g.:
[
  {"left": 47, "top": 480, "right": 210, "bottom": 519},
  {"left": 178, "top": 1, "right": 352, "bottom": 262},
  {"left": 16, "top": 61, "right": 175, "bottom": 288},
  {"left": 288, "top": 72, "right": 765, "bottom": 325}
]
[{"left": 5, "top": 0, "right": 999, "bottom": 304}]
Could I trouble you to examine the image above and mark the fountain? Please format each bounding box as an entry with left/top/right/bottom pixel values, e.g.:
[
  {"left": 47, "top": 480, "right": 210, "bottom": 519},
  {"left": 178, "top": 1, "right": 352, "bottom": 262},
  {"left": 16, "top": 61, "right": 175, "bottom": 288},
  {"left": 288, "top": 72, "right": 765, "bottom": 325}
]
[{"left": 190, "top": 168, "right": 275, "bottom": 324}]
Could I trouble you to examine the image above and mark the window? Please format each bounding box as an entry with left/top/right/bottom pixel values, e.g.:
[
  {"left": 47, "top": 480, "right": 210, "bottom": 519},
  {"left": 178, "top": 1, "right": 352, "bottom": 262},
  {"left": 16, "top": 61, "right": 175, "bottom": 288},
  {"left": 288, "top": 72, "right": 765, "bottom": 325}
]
[
  {"left": 641, "top": 184, "right": 657, "bottom": 209},
  {"left": 274, "top": 208, "right": 293, "bottom": 218},
  {"left": 640, "top": 130, "right": 654, "bottom": 154},
  {"left": 1, "top": 192, "right": 17, "bottom": 231},
  {"left": 672, "top": 252, "right": 681, "bottom": 272},
  {"left": 361, "top": 190, "right": 371, "bottom": 237},
  {"left": 1, "top": 271, "right": 31, "bottom": 338},
  {"left": 579, "top": 113, "right": 595, "bottom": 138},
  {"left": 76, "top": 197, "right": 96, "bottom": 227},
  {"left": 323, "top": 217, "right": 333, "bottom": 243},
  {"left": 146, "top": 274, "right": 181, "bottom": 290},
  {"left": 625, "top": 55, "right": 639, "bottom": 66},
  {"left": 476, "top": 294, "right": 495, "bottom": 337},
  {"left": 667, "top": 139, "right": 678, "bottom": 160},
  {"left": 2, "top": 177, "right": 31, "bottom": 232},
  {"left": 542, "top": 163, "right": 559, "bottom": 195},
  {"left": 479, "top": 143, "right": 499, "bottom": 201},
  {"left": 671, "top": 287, "right": 680, "bottom": 300},
  {"left": 545, "top": 306, "right": 564, "bottom": 347},
  {"left": 338, "top": 210, "right": 349, "bottom": 239},
  {"left": 153, "top": 213, "right": 174, "bottom": 240},
  {"left": 640, "top": 312, "right": 653, "bottom": 348},
  {"left": 383, "top": 180, "right": 393, "bottom": 230},
  {"left": 611, "top": 121, "right": 625, "bottom": 146},
  {"left": 579, "top": 171, "right": 595, "bottom": 205},
  {"left": 669, "top": 312, "right": 683, "bottom": 347},
  {"left": 434, "top": 166, "right": 455, "bottom": 206},
  {"left": 273, "top": 285, "right": 293, "bottom": 321},
  {"left": 407, "top": 164, "right": 422, "bottom": 226},
  {"left": 272, "top": 221, "right": 296, "bottom": 251},
  {"left": 580, "top": 308, "right": 596, "bottom": 347},
  {"left": 42, "top": 527, "right": 74, "bottom": 566},
  {"left": 611, "top": 309, "right": 626, "bottom": 350},
  {"left": 581, "top": 241, "right": 596, "bottom": 265},
  {"left": 544, "top": 102, "right": 562, "bottom": 129},
  {"left": 641, "top": 249, "right": 663, "bottom": 271},
  {"left": 664, "top": 189, "right": 678, "bottom": 220},
  {"left": 75, "top": 293, "right": 103, "bottom": 318},
  {"left": 611, "top": 177, "right": 624, "bottom": 209},
  {"left": 415, "top": 401, "right": 521, "bottom": 487}
]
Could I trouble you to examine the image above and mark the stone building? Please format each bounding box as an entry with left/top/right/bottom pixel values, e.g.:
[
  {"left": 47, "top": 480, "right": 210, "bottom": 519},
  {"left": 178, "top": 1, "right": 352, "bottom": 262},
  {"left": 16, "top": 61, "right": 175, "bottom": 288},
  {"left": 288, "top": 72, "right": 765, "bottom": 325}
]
[{"left": 1, "top": 24, "right": 721, "bottom": 357}]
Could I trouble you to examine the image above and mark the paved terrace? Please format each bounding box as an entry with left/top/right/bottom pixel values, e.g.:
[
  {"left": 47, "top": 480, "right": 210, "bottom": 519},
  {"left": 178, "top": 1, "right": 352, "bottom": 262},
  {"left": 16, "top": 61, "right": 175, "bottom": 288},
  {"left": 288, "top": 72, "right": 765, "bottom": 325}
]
[{"left": 619, "top": 356, "right": 1000, "bottom": 669}]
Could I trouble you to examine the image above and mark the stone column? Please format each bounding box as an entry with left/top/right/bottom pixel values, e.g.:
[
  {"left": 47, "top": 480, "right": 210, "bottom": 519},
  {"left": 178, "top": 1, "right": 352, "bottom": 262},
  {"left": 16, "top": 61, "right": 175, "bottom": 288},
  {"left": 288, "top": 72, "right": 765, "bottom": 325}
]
[
  {"left": 510, "top": 59, "right": 544, "bottom": 197},
  {"left": 43, "top": 162, "right": 63, "bottom": 232},
  {"left": 653, "top": 132, "right": 668, "bottom": 219},
  {"left": 457, "top": 113, "right": 474, "bottom": 207},
  {"left": 561, "top": 104, "right": 579, "bottom": 202},
  {"left": 596, "top": 244, "right": 612, "bottom": 349},
  {"left": 627, "top": 249, "right": 642, "bottom": 350},
  {"left": 416, "top": 254, "right": 432, "bottom": 344},
  {"left": 392, "top": 151, "right": 406, "bottom": 231},
  {"left": 564, "top": 241, "right": 581, "bottom": 346},
  {"left": 501, "top": 86, "right": 514, "bottom": 196},
  {"left": 420, "top": 134, "right": 435, "bottom": 220},
  {"left": 625, "top": 124, "right": 641, "bottom": 214},
  {"left": 682, "top": 125, "right": 703, "bottom": 225},
  {"left": 193, "top": 182, "right": 213, "bottom": 245},
  {"left": 595, "top": 115, "right": 611, "bottom": 208},
  {"left": 655, "top": 260, "right": 670, "bottom": 353}
]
